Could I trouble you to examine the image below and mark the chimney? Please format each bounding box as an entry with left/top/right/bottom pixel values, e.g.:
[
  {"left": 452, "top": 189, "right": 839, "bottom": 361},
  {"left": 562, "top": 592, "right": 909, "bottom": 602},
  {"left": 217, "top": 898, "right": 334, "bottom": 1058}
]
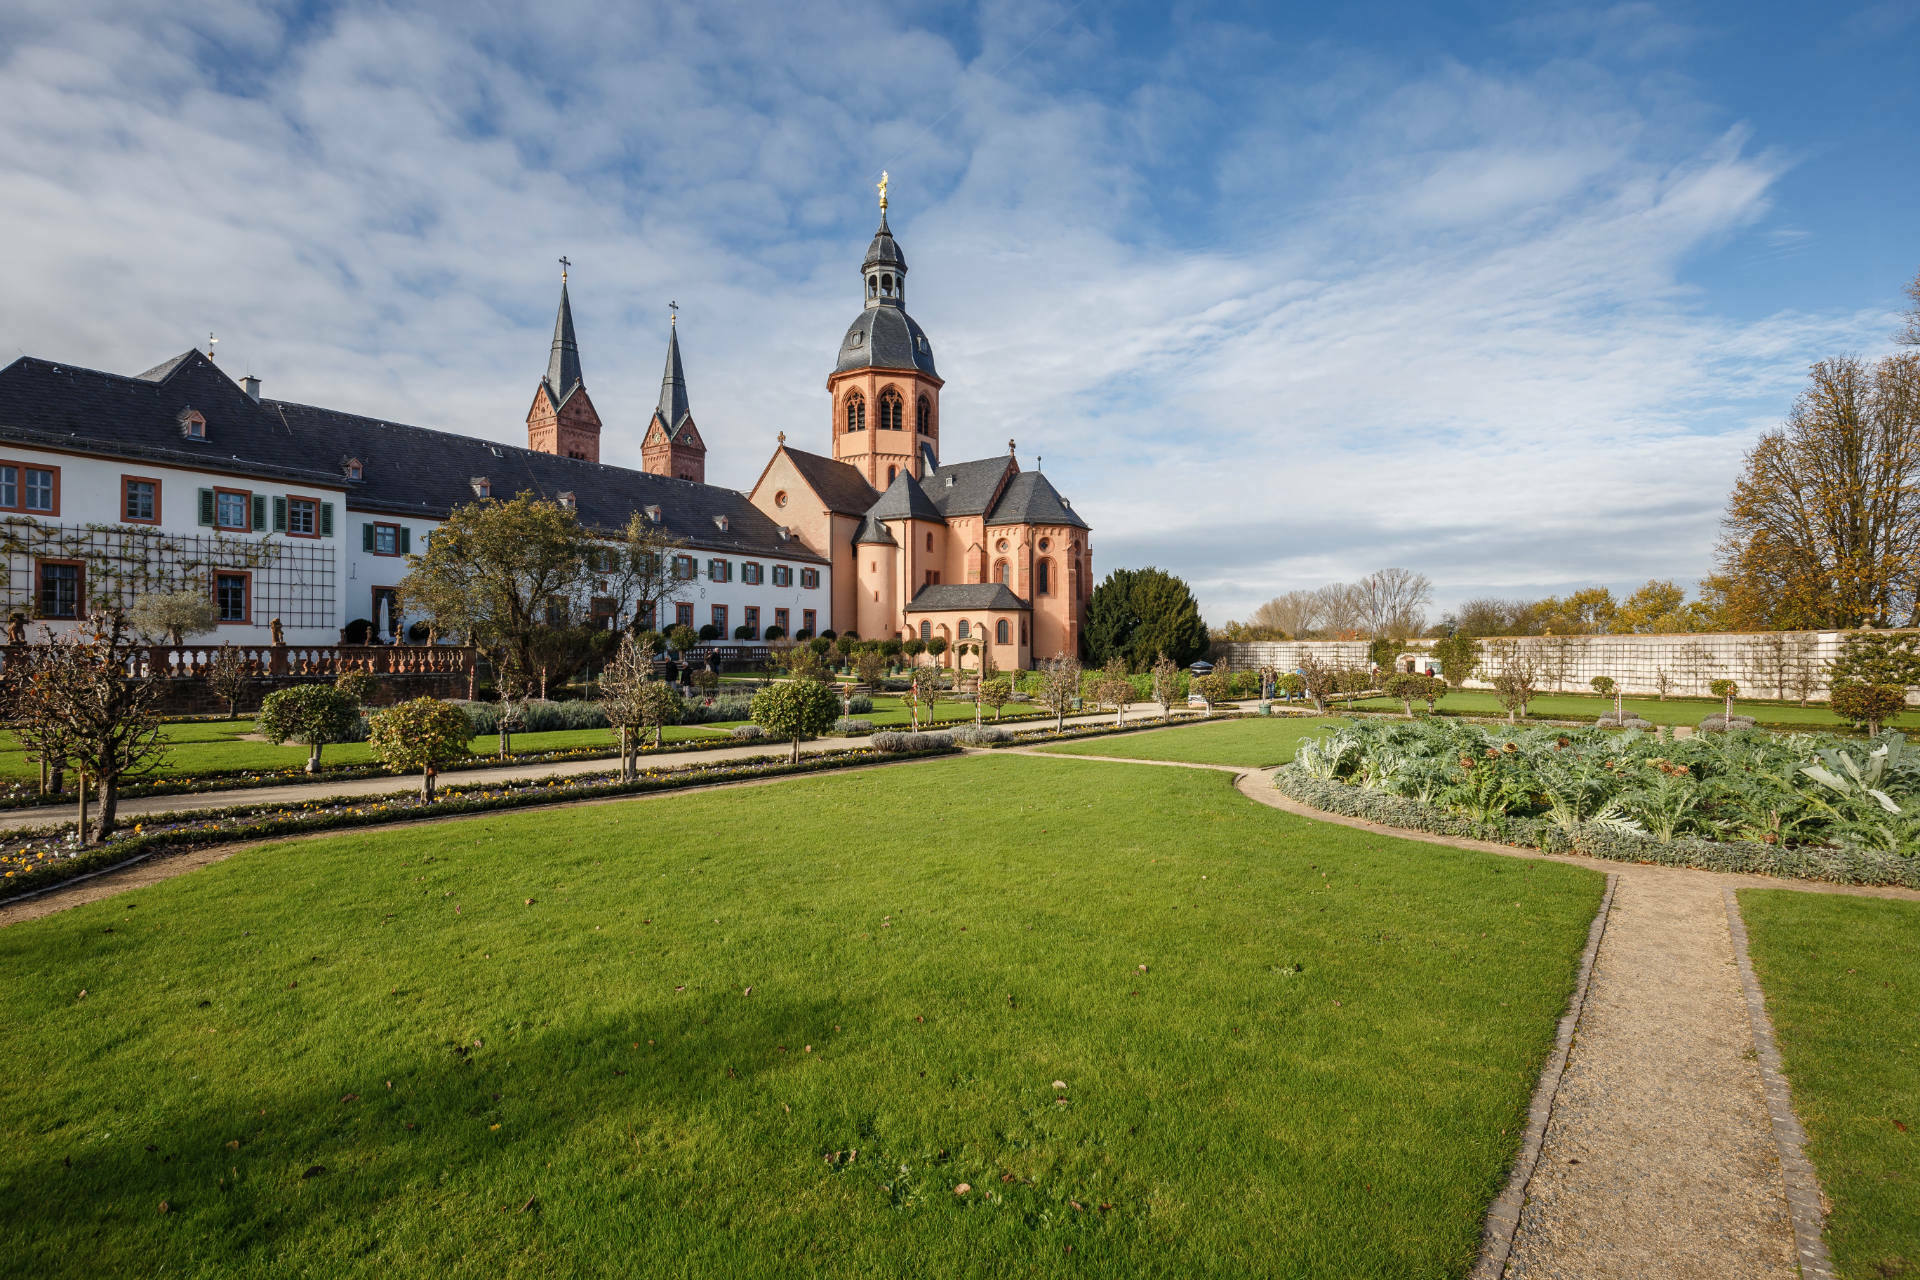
[{"left": 240, "top": 374, "right": 261, "bottom": 402}]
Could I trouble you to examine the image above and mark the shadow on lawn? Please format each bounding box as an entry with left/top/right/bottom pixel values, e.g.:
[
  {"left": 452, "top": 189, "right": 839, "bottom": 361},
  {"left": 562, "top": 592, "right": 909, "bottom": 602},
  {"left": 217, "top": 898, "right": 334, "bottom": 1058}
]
[{"left": 1, "top": 991, "right": 862, "bottom": 1274}]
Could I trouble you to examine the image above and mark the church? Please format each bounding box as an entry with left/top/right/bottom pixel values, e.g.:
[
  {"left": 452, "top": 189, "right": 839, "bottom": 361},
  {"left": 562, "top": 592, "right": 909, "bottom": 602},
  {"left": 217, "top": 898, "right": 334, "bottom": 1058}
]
[
  {"left": 0, "top": 183, "right": 1090, "bottom": 669},
  {"left": 526, "top": 180, "right": 1094, "bottom": 668}
]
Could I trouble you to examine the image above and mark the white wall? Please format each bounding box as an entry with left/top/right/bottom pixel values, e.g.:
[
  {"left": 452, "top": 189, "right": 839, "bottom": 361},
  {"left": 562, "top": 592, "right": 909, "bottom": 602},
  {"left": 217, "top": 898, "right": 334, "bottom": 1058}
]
[{"left": 0, "top": 443, "right": 348, "bottom": 645}]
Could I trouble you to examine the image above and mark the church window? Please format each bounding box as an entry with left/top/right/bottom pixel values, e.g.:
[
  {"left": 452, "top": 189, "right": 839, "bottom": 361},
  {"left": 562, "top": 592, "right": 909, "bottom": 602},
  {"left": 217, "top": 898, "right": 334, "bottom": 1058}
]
[
  {"left": 917, "top": 396, "right": 932, "bottom": 434},
  {"left": 993, "top": 559, "right": 1007, "bottom": 583},
  {"left": 995, "top": 538, "right": 1008, "bottom": 553},
  {"left": 845, "top": 392, "right": 866, "bottom": 433},
  {"left": 887, "top": 465, "right": 897, "bottom": 483},
  {"left": 1037, "top": 559, "right": 1053, "bottom": 596},
  {"left": 958, "top": 620, "right": 969, "bottom": 639},
  {"left": 879, "top": 389, "right": 904, "bottom": 431},
  {"left": 1038, "top": 538, "right": 1051, "bottom": 552},
  {"left": 774, "top": 490, "right": 788, "bottom": 507},
  {"left": 920, "top": 621, "right": 931, "bottom": 641},
  {"left": 996, "top": 619, "right": 1010, "bottom": 645},
  {"left": 925, "top": 532, "right": 933, "bottom": 552}
]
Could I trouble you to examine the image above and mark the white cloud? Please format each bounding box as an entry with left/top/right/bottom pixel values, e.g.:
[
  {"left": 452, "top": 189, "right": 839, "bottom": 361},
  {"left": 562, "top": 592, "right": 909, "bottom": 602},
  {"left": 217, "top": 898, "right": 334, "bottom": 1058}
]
[{"left": 0, "top": 1, "right": 1893, "bottom": 625}]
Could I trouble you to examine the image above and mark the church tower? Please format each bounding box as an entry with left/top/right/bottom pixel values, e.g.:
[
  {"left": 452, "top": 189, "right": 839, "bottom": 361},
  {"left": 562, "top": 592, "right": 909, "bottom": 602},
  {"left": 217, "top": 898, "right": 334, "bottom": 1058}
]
[
  {"left": 640, "top": 315, "right": 707, "bottom": 483},
  {"left": 827, "top": 174, "right": 944, "bottom": 488},
  {"left": 525, "top": 262, "right": 603, "bottom": 461}
]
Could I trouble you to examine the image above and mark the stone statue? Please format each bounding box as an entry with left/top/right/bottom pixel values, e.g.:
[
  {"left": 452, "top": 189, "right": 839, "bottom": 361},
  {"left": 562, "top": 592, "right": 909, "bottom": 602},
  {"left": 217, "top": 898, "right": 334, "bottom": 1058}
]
[
  {"left": 269, "top": 617, "right": 285, "bottom": 647},
  {"left": 6, "top": 613, "right": 23, "bottom": 644}
]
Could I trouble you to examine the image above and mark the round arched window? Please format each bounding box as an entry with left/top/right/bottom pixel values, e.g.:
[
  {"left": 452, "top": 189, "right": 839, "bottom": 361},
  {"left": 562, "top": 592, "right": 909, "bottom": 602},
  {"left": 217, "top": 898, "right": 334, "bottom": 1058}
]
[{"left": 774, "top": 490, "right": 788, "bottom": 508}]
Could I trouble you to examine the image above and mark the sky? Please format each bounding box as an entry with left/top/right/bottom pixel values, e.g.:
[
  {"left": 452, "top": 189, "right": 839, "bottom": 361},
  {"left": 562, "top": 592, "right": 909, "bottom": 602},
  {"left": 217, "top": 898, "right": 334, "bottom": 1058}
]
[{"left": 1, "top": 0, "right": 1915, "bottom": 625}]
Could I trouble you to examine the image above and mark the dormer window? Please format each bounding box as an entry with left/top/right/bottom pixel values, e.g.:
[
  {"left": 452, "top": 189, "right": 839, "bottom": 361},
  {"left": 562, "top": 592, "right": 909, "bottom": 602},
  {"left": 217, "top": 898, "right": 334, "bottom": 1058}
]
[
  {"left": 713, "top": 515, "right": 729, "bottom": 532},
  {"left": 471, "top": 477, "right": 491, "bottom": 499},
  {"left": 178, "top": 408, "right": 206, "bottom": 440},
  {"left": 344, "top": 458, "right": 363, "bottom": 481},
  {"left": 645, "top": 505, "right": 663, "bottom": 524},
  {"left": 557, "top": 491, "right": 576, "bottom": 510}
]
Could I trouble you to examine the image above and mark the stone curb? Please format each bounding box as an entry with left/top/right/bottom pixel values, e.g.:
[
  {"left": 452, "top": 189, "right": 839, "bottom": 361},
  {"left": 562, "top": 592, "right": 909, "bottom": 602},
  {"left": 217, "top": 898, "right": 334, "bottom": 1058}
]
[
  {"left": 1470, "top": 872, "right": 1618, "bottom": 1280},
  {"left": 1723, "top": 888, "right": 1838, "bottom": 1280}
]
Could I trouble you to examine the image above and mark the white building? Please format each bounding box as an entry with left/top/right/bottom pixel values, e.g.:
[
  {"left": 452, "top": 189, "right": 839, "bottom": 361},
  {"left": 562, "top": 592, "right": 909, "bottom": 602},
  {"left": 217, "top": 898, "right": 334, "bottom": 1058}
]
[{"left": 0, "top": 340, "right": 829, "bottom": 647}]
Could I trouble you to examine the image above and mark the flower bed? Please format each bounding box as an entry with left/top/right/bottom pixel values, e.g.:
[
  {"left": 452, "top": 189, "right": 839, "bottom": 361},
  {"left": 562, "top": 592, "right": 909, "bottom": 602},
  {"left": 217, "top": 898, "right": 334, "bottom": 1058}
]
[
  {"left": 1273, "top": 719, "right": 1920, "bottom": 888},
  {"left": 0, "top": 744, "right": 959, "bottom": 900},
  {"left": 0, "top": 735, "right": 760, "bottom": 812}
]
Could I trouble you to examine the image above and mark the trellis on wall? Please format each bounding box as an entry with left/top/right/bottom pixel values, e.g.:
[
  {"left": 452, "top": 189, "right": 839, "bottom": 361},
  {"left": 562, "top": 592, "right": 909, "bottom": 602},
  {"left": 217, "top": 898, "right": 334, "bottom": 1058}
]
[{"left": 0, "top": 519, "right": 336, "bottom": 629}]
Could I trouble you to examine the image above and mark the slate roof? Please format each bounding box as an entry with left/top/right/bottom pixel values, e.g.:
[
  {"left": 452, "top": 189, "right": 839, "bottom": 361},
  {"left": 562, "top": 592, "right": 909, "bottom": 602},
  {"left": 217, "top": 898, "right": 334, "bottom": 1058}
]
[
  {"left": 0, "top": 350, "right": 824, "bottom": 563},
  {"left": 862, "top": 212, "right": 907, "bottom": 272},
  {"left": 866, "top": 468, "right": 944, "bottom": 523},
  {"left": 852, "top": 513, "right": 896, "bottom": 545},
  {"left": 654, "top": 323, "right": 694, "bottom": 439},
  {"left": 903, "top": 583, "right": 1029, "bottom": 613},
  {"left": 921, "top": 455, "right": 1013, "bottom": 518},
  {"left": 985, "top": 468, "right": 1089, "bottom": 530},
  {"left": 541, "top": 280, "right": 583, "bottom": 407},
  {"left": 779, "top": 446, "right": 879, "bottom": 516},
  {"left": 834, "top": 305, "right": 939, "bottom": 378}
]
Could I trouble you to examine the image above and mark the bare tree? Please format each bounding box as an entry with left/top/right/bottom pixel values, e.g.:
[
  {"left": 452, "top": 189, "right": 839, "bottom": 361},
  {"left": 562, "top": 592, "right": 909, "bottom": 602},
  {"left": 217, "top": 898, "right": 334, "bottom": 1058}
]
[
  {"left": 1677, "top": 641, "right": 1719, "bottom": 697},
  {"left": 1312, "top": 583, "right": 1365, "bottom": 638},
  {"left": 1249, "top": 590, "right": 1321, "bottom": 639},
  {"left": 1900, "top": 265, "right": 1920, "bottom": 347},
  {"left": 1355, "top": 568, "right": 1434, "bottom": 640},
  {"left": 1037, "top": 652, "right": 1082, "bottom": 732},
  {"left": 1150, "top": 652, "right": 1181, "bottom": 716},
  {"left": 601, "top": 634, "right": 660, "bottom": 779}
]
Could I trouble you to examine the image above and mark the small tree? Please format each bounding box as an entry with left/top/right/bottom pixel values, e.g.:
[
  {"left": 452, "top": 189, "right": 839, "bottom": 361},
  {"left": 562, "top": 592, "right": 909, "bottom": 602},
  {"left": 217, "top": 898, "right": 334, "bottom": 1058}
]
[
  {"left": 1431, "top": 633, "right": 1482, "bottom": 688},
  {"left": 1653, "top": 667, "right": 1674, "bottom": 701},
  {"left": 880, "top": 638, "right": 903, "bottom": 668},
  {"left": 1709, "top": 677, "right": 1740, "bottom": 725},
  {"left": 635, "top": 677, "right": 682, "bottom": 748},
  {"left": 668, "top": 625, "right": 701, "bottom": 658},
  {"left": 1829, "top": 681, "right": 1907, "bottom": 736},
  {"left": 1037, "top": 652, "right": 1082, "bottom": 731},
  {"left": 1096, "top": 657, "right": 1135, "bottom": 725},
  {"left": 1274, "top": 672, "right": 1305, "bottom": 702},
  {"left": 1194, "top": 670, "right": 1231, "bottom": 706},
  {"left": 600, "top": 633, "right": 658, "bottom": 780},
  {"left": 1590, "top": 676, "right": 1616, "bottom": 698},
  {"left": 1298, "top": 654, "right": 1339, "bottom": 713},
  {"left": 257, "top": 684, "right": 361, "bottom": 774},
  {"left": 1420, "top": 673, "right": 1448, "bottom": 714},
  {"left": 750, "top": 678, "right": 842, "bottom": 763},
  {"left": 128, "top": 589, "right": 217, "bottom": 646},
  {"left": 206, "top": 644, "right": 250, "bottom": 719},
  {"left": 1150, "top": 652, "right": 1181, "bottom": 716},
  {"left": 926, "top": 635, "right": 949, "bottom": 666},
  {"left": 493, "top": 665, "right": 531, "bottom": 759},
  {"left": 903, "top": 637, "right": 927, "bottom": 667},
  {"left": 979, "top": 676, "right": 1012, "bottom": 720},
  {"left": 368, "top": 697, "right": 471, "bottom": 799},
  {"left": 334, "top": 669, "right": 378, "bottom": 707},
  {"left": 1383, "top": 671, "right": 1428, "bottom": 718},
  {"left": 854, "top": 647, "right": 887, "bottom": 689},
  {"left": 9, "top": 614, "right": 167, "bottom": 841},
  {"left": 899, "top": 673, "right": 934, "bottom": 729}
]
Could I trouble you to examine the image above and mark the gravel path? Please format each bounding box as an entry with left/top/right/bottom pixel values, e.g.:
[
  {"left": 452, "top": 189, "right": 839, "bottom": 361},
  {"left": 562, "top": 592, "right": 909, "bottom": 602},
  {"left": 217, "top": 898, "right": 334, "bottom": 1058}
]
[{"left": 1502, "top": 871, "right": 1798, "bottom": 1279}]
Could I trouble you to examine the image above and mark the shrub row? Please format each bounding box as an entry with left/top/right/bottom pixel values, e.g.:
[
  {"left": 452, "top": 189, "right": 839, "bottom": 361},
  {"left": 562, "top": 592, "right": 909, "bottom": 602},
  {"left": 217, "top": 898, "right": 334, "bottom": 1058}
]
[
  {"left": 0, "top": 745, "right": 962, "bottom": 901},
  {"left": 870, "top": 731, "right": 954, "bottom": 752},
  {"left": 1271, "top": 763, "right": 1920, "bottom": 889}
]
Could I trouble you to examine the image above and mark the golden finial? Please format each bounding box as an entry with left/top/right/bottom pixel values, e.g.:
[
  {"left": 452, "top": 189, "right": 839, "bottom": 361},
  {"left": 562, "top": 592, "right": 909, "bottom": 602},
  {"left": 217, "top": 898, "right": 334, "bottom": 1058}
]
[
  {"left": 777, "top": 431, "right": 786, "bottom": 445},
  {"left": 558, "top": 255, "right": 570, "bottom": 282},
  {"left": 878, "top": 170, "right": 889, "bottom": 211}
]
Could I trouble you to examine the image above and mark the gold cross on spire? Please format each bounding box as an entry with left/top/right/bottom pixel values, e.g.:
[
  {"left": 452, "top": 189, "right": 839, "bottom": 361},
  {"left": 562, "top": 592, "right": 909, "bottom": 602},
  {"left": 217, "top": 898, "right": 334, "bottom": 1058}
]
[
  {"left": 878, "top": 170, "right": 889, "bottom": 211},
  {"left": 558, "top": 255, "right": 570, "bottom": 282},
  {"left": 669, "top": 300, "right": 678, "bottom": 326}
]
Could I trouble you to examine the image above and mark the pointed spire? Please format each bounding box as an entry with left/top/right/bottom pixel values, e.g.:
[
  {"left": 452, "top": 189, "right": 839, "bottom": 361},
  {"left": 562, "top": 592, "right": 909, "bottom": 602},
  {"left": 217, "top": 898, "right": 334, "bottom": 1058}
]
[
  {"left": 657, "top": 322, "right": 691, "bottom": 431},
  {"left": 544, "top": 267, "right": 582, "bottom": 399}
]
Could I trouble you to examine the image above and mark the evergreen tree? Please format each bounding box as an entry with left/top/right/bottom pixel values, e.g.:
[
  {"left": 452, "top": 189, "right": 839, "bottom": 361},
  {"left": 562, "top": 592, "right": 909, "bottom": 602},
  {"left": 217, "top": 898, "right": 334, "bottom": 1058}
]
[{"left": 1082, "top": 567, "right": 1207, "bottom": 671}]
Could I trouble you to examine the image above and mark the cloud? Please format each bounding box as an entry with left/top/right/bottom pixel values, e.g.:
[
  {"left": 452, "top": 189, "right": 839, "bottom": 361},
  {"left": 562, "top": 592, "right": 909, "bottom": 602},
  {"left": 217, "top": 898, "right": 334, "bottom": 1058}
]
[{"left": 0, "top": 1, "right": 1891, "bottom": 626}]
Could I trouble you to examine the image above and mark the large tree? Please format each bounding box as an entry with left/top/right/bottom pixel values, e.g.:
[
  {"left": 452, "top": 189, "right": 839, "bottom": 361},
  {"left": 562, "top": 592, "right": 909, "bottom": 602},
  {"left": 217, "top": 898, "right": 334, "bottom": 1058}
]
[
  {"left": 1354, "top": 568, "right": 1433, "bottom": 640},
  {"left": 1082, "top": 567, "right": 1207, "bottom": 670},
  {"left": 399, "top": 492, "right": 596, "bottom": 683},
  {"left": 1900, "top": 265, "right": 1920, "bottom": 348},
  {"left": 1716, "top": 354, "right": 1920, "bottom": 628}
]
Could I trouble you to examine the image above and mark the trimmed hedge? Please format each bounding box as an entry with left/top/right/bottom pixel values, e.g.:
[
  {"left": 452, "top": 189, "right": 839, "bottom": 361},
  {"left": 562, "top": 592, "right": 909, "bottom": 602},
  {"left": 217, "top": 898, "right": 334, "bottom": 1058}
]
[
  {"left": 870, "top": 731, "right": 954, "bottom": 752},
  {"left": 1272, "top": 763, "right": 1920, "bottom": 889},
  {"left": 0, "top": 745, "right": 961, "bottom": 901}
]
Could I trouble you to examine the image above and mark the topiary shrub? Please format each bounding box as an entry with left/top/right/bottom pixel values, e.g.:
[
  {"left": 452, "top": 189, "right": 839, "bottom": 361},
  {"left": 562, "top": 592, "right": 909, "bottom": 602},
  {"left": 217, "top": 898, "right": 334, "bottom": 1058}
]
[
  {"left": 844, "top": 694, "right": 874, "bottom": 714},
  {"left": 334, "top": 670, "right": 378, "bottom": 705},
  {"left": 870, "top": 730, "right": 953, "bottom": 752},
  {"left": 257, "top": 684, "right": 364, "bottom": 773},
  {"left": 1594, "top": 713, "right": 1653, "bottom": 730},
  {"left": 1829, "top": 681, "right": 1908, "bottom": 736},
  {"left": 832, "top": 717, "right": 875, "bottom": 735},
  {"left": 730, "top": 724, "right": 765, "bottom": 741},
  {"left": 1589, "top": 676, "right": 1616, "bottom": 697},
  {"left": 368, "top": 697, "right": 471, "bottom": 798},
  {"left": 1699, "top": 714, "right": 1757, "bottom": 733}
]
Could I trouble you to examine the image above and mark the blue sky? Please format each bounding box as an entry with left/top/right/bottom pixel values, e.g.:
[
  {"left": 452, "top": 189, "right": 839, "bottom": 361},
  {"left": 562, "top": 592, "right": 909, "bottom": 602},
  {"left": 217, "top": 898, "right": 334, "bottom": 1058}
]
[{"left": 2, "top": 0, "right": 1915, "bottom": 624}]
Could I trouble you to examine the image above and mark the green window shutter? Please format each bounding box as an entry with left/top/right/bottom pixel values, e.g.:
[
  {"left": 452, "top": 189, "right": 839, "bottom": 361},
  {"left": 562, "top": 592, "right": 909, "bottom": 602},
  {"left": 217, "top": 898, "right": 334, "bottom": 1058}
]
[
  {"left": 400, "top": 526, "right": 411, "bottom": 553},
  {"left": 363, "top": 523, "right": 375, "bottom": 552},
  {"left": 272, "top": 496, "right": 287, "bottom": 531},
  {"left": 319, "top": 502, "right": 334, "bottom": 537},
  {"left": 197, "top": 488, "right": 214, "bottom": 527},
  {"left": 251, "top": 494, "right": 268, "bottom": 531}
]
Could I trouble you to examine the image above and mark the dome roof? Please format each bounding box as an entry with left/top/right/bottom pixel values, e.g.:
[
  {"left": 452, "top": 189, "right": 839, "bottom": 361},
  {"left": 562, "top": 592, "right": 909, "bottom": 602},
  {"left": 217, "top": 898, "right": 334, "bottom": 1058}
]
[
  {"left": 835, "top": 305, "right": 938, "bottom": 377},
  {"left": 862, "top": 212, "right": 906, "bottom": 271}
]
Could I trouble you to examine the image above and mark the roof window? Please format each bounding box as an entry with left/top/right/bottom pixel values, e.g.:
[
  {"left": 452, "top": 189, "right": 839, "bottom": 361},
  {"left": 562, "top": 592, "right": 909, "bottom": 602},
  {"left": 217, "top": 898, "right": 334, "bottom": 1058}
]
[
  {"left": 645, "top": 505, "right": 663, "bottom": 524},
  {"left": 344, "top": 458, "right": 363, "bottom": 481},
  {"left": 713, "top": 515, "right": 729, "bottom": 532},
  {"left": 471, "top": 477, "right": 491, "bottom": 498},
  {"left": 557, "top": 491, "right": 576, "bottom": 510},
  {"left": 178, "top": 408, "right": 206, "bottom": 440}
]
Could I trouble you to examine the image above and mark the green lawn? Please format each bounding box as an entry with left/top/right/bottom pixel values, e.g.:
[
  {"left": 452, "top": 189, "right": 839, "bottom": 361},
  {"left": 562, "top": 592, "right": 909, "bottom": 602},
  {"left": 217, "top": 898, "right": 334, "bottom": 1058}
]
[
  {"left": 0, "top": 721, "right": 733, "bottom": 786},
  {"left": 0, "top": 754, "right": 1603, "bottom": 1279},
  {"left": 1341, "top": 689, "right": 1912, "bottom": 730},
  {"left": 1740, "top": 890, "right": 1920, "bottom": 1279},
  {"left": 1037, "top": 716, "right": 1343, "bottom": 767}
]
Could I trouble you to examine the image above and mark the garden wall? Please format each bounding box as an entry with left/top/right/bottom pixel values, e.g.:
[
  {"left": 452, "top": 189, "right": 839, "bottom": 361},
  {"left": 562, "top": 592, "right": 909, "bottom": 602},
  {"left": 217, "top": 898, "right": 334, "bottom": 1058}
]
[{"left": 1215, "top": 630, "right": 1920, "bottom": 703}]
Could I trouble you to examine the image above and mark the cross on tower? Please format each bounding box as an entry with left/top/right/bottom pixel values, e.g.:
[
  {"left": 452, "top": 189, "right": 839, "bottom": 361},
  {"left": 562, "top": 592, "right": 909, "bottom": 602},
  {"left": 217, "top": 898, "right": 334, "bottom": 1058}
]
[
  {"left": 558, "top": 255, "right": 570, "bottom": 281},
  {"left": 669, "top": 300, "right": 679, "bottom": 326}
]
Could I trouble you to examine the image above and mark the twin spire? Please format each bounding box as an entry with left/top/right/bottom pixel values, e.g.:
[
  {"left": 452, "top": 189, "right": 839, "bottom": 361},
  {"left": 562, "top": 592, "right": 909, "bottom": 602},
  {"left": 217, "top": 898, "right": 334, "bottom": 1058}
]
[{"left": 539, "top": 263, "right": 692, "bottom": 431}]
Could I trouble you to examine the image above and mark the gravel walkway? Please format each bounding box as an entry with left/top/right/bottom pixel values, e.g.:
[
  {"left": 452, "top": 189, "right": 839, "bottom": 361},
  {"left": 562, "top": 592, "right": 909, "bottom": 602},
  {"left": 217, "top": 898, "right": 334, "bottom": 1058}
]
[{"left": 1502, "top": 871, "right": 1798, "bottom": 1279}]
